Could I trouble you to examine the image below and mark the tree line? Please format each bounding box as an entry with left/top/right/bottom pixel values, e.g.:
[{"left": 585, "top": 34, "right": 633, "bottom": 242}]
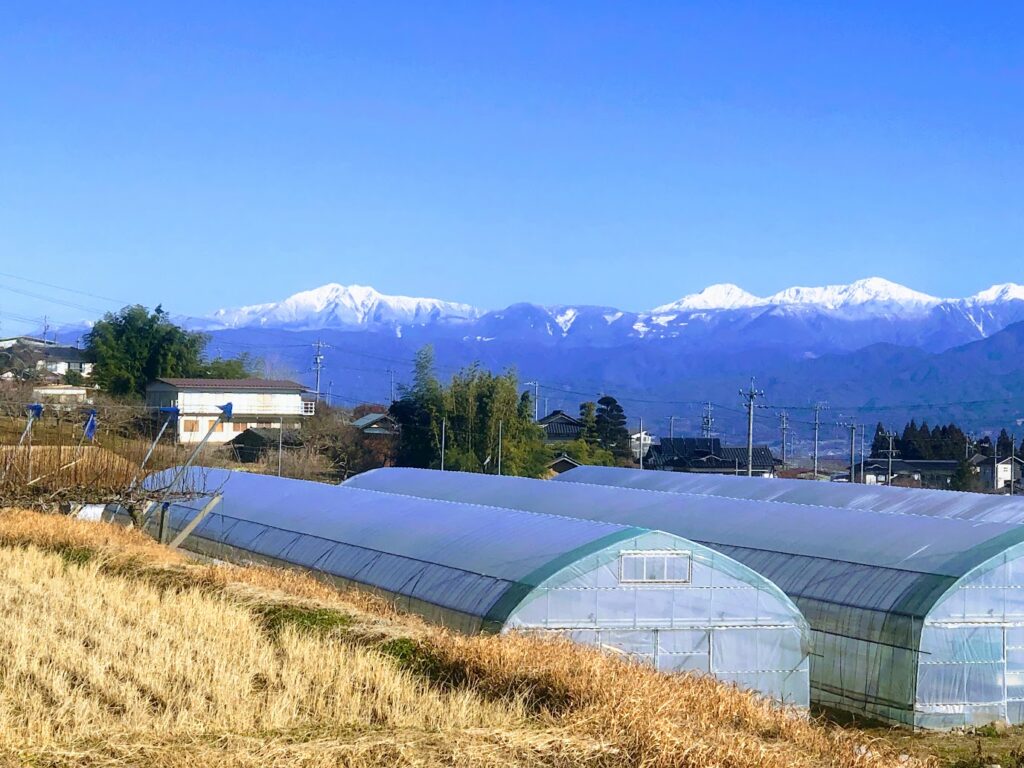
[
  {"left": 870, "top": 420, "right": 1024, "bottom": 461},
  {"left": 388, "top": 346, "right": 635, "bottom": 477}
]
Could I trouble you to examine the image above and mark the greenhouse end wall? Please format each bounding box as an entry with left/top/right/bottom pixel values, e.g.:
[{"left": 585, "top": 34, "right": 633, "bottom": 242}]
[
  {"left": 917, "top": 545, "right": 1024, "bottom": 729},
  {"left": 508, "top": 529, "right": 809, "bottom": 706}
]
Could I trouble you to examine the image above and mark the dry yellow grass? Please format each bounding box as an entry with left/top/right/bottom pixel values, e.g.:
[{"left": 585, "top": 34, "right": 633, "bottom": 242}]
[
  {"left": 0, "top": 445, "right": 138, "bottom": 502},
  {"left": 0, "top": 507, "right": 936, "bottom": 768}
]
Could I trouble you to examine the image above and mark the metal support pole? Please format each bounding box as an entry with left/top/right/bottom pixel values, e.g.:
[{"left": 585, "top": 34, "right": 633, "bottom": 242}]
[
  {"left": 168, "top": 494, "right": 223, "bottom": 550},
  {"left": 639, "top": 417, "right": 644, "bottom": 469},
  {"left": 440, "top": 418, "right": 446, "bottom": 471},
  {"left": 849, "top": 423, "right": 857, "bottom": 484},
  {"left": 278, "top": 417, "right": 284, "bottom": 476},
  {"left": 152, "top": 403, "right": 232, "bottom": 534},
  {"left": 130, "top": 408, "right": 178, "bottom": 490}
]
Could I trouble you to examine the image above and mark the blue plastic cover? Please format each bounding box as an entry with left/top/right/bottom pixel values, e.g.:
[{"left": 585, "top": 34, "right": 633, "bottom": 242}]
[
  {"left": 559, "top": 464, "right": 1024, "bottom": 523},
  {"left": 144, "top": 467, "right": 646, "bottom": 629}
]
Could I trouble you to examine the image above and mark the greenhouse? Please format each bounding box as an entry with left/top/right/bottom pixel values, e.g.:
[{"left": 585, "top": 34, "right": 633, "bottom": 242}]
[
  {"left": 110, "top": 467, "right": 810, "bottom": 705},
  {"left": 561, "top": 464, "right": 1024, "bottom": 524},
  {"left": 549, "top": 466, "right": 1024, "bottom": 728},
  {"left": 348, "top": 466, "right": 1024, "bottom": 728}
]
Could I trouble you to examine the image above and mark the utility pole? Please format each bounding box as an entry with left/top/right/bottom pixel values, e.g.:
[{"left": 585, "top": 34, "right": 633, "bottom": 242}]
[
  {"left": 860, "top": 425, "right": 866, "bottom": 483},
  {"left": 312, "top": 339, "right": 325, "bottom": 401},
  {"left": 440, "top": 418, "right": 446, "bottom": 471},
  {"left": 524, "top": 381, "right": 540, "bottom": 421},
  {"left": 701, "top": 401, "right": 715, "bottom": 439},
  {"left": 779, "top": 411, "right": 789, "bottom": 468},
  {"left": 278, "top": 416, "right": 284, "bottom": 477},
  {"left": 1011, "top": 433, "right": 1017, "bottom": 496},
  {"left": 389, "top": 369, "right": 396, "bottom": 404},
  {"left": 838, "top": 421, "right": 856, "bottom": 483},
  {"left": 739, "top": 378, "right": 765, "bottom": 478},
  {"left": 812, "top": 402, "right": 829, "bottom": 480},
  {"left": 497, "top": 420, "right": 503, "bottom": 476},
  {"left": 882, "top": 431, "right": 899, "bottom": 486},
  {"left": 638, "top": 417, "right": 644, "bottom": 469}
]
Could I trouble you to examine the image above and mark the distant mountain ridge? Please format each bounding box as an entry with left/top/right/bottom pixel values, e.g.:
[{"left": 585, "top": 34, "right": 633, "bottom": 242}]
[
  {"left": 199, "top": 277, "right": 1024, "bottom": 355},
  {"left": 207, "top": 283, "right": 480, "bottom": 331}
]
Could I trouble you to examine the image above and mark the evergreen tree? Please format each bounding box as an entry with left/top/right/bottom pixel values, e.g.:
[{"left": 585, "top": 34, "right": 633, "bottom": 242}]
[
  {"left": 389, "top": 346, "right": 445, "bottom": 468},
  {"left": 595, "top": 395, "right": 629, "bottom": 456},
  {"left": 901, "top": 420, "right": 921, "bottom": 460},
  {"left": 949, "top": 459, "right": 979, "bottom": 492},
  {"left": 997, "top": 429, "right": 1015, "bottom": 458},
  {"left": 870, "top": 423, "right": 888, "bottom": 457},
  {"left": 579, "top": 401, "right": 599, "bottom": 445}
]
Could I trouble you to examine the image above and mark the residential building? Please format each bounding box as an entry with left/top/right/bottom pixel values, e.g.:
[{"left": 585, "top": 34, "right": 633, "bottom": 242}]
[
  {"left": 351, "top": 412, "right": 398, "bottom": 435},
  {"left": 630, "top": 430, "right": 657, "bottom": 461},
  {"left": 30, "top": 384, "right": 91, "bottom": 408},
  {"left": 537, "top": 410, "right": 584, "bottom": 442},
  {"left": 227, "top": 428, "right": 304, "bottom": 463},
  {"left": 0, "top": 336, "right": 53, "bottom": 350},
  {"left": 974, "top": 454, "right": 1024, "bottom": 492},
  {"left": 644, "top": 437, "right": 778, "bottom": 477},
  {"left": 545, "top": 453, "right": 581, "bottom": 475},
  {"left": 858, "top": 458, "right": 960, "bottom": 488},
  {"left": 35, "top": 345, "right": 93, "bottom": 378},
  {"left": 145, "top": 378, "right": 314, "bottom": 444}
]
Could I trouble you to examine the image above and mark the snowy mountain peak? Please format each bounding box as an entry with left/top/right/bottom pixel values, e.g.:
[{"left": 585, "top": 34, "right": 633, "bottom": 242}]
[
  {"left": 766, "top": 277, "right": 940, "bottom": 310},
  {"left": 967, "top": 283, "right": 1024, "bottom": 304},
  {"left": 653, "top": 283, "right": 764, "bottom": 312},
  {"left": 207, "top": 283, "right": 480, "bottom": 331}
]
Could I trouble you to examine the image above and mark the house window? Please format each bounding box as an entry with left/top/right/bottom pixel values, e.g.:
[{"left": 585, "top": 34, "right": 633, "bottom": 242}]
[
  {"left": 302, "top": 400, "right": 316, "bottom": 416},
  {"left": 212, "top": 421, "right": 224, "bottom": 432},
  {"left": 618, "top": 551, "right": 691, "bottom": 584},
  {"left": 233, "top": 422, "right": 248, "bottom": 432},
  {"left": 182, "top": 419, "right": 199, "bottom": 433}
]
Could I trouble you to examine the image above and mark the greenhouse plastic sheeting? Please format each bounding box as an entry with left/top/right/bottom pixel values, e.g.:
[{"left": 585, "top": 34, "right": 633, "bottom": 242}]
[
  {"left": 344, "top": 468, "right": 813, "bottom": 705},
  {"left": 126, "top": 467, "right": 811, "bottom": 706},
  {"left": 134, "top": 467, "right": 647, "bottom": 632},
  {"left": 348, "top": 467, "right": 1024, "bottom": 728},
  {"left": 559, "top": 464, "right": 1024, "bottom": 523}
]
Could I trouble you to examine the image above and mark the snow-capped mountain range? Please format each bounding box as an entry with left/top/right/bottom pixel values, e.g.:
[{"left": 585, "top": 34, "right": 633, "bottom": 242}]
[
  {"left": 201, "top": 277, "right": 1024, "bottom": 353},
  {"left": 208, "top": 283, "right": 480, "bottom": 330},
  {"left": 189, "top": 276, "right": 1024, "bottom": 434}
]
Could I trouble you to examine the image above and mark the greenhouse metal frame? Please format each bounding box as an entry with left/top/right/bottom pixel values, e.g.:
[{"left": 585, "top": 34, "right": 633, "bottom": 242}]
[
  {"left": 111, "top": 467, "right": 810, "bottom": 705},
  {"left": 549, "top": 465, "right": 1024, "bottom": 728}
]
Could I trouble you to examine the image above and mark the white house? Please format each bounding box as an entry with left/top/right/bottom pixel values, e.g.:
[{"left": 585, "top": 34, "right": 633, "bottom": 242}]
[
  {"left": 35, "top": 345, "right": 93, "bottom": 378},
  {"left": 630, "top": 430, "right": 657, "bottom": 461},
  {"left": 0, "top": 336, "right": 53, "bottom": 350},
  {"left": 974, "top": 454, "right": 1024, "bottom": 491},
  {"left": 145, "top": 378, "right": 315, "bottom": 444},
  {"left": 31, "top": 384, "right": 92, "bottom": 408}
]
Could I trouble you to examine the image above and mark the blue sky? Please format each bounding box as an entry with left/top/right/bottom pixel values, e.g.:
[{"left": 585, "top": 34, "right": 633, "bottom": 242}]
[{"left": 1, "top": 1, "right": 1021, "bottom": 329}]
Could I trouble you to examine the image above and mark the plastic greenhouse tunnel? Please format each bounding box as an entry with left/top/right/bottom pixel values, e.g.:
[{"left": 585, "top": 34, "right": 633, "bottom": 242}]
[{"left": 110, "top": 466, "right": 811, "bottom": 707}]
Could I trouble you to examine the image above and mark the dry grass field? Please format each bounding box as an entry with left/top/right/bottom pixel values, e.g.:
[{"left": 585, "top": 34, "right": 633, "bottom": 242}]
[{"left": 0, "top": 507, "right": 944, "bottom": 768}]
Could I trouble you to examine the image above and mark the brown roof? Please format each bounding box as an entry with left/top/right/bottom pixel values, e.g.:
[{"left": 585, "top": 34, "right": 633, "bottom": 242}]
[{"left": 151, "top": 378, "right": 307, "bottom": 392}]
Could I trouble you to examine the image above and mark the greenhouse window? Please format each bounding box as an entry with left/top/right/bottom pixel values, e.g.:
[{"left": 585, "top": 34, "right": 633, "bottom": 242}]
[{"left": 619, "top": 551, "right": 691, "bottom": 584}]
